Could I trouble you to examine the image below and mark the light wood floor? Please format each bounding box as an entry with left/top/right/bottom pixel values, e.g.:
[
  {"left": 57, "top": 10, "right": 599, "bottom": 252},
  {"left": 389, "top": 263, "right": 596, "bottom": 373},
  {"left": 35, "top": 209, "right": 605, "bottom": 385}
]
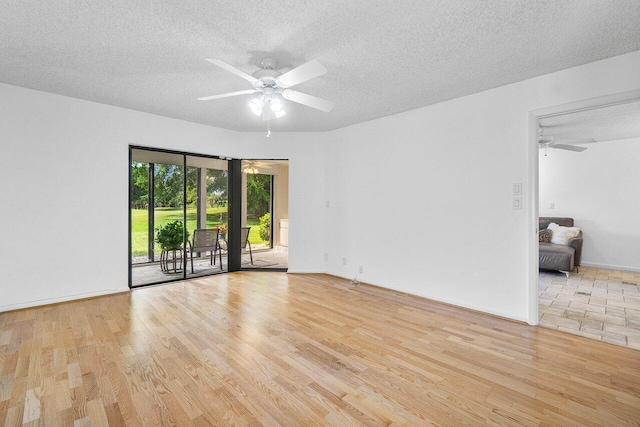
[{"left": 1, "top": 273, "right": 639, "bottom": 425}]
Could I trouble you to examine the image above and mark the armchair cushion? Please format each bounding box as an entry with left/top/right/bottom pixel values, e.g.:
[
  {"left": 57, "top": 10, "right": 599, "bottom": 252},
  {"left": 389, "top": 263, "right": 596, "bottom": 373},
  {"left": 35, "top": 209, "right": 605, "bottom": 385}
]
[
  {"left": 538, "top": 229, "right": 553, "bottom": 243},
  {"left": 547, "top": 222, "right": 581, "bottom": 245},
  {"left": 539, "top": 242, "right": 575, "bottom": 272}
]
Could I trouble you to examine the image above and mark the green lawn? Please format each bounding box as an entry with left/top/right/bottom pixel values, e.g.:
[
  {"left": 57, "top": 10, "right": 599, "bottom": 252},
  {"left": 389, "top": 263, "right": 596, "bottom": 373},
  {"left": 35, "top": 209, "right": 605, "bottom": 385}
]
[{"left": 131, "top": 207, "right": 267, "bottom": 256}]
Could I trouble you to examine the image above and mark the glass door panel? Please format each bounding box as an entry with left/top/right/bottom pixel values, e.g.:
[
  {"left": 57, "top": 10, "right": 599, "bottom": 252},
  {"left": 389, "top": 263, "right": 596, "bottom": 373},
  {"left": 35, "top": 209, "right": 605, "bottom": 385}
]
[
  {"left": 185, "top": 156, "right": 229, "bottom": 278},
  {"left": 131, "top": 149, "right": 185, "bottom": 287},
  {"left": 153, "top": 156, "right": 185, "bottom": 281},
  {"left": 130, "top": 160, "right": 151, "bottom": 265},
  {"left": 241, "top": 160, "right": 289, "bottom": 270}
]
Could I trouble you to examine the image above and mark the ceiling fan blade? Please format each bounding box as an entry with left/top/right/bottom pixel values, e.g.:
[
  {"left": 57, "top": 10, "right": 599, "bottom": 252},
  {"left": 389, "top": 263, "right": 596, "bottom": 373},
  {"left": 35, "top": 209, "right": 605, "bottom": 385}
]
[
  {"left": 282, "top": 89, "right": 334, "bottom": 112},
  {"left": 553, "top": 138, "right": 597, "bottom": 144},
  {"left": 205, "top": 59, "right": 259, "bottom": 84},
  {"left": 197, "top": 89, "right": 258, "bottom": 101},
  {"left": 253, "top": 160, "right": 274, "bottom": 167},
  {"left": 276, "top": 59, "right": 327, "bottom": 87},
  {"left": 552, "top": 144, "right": 588, "bottom": 152}
]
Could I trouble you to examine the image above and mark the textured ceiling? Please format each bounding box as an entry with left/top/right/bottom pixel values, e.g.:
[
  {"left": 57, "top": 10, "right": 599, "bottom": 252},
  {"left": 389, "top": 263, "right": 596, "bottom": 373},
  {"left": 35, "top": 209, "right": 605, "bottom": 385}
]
[
  {"left": 1, "top": 0, "right": 640, "bottom": 132},
  {"left": 539, "top": 101, "right": 640, "bottom": 144}
]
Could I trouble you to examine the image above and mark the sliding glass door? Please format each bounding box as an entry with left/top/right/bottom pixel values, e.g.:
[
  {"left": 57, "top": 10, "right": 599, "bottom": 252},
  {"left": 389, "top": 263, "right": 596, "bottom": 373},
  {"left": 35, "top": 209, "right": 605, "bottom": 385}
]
[
  {"left": 129, "top": 148, "right": 288, "bottom": 287},
  {"left": 129, "top": 148, "right": 230, "bottom": 287}
]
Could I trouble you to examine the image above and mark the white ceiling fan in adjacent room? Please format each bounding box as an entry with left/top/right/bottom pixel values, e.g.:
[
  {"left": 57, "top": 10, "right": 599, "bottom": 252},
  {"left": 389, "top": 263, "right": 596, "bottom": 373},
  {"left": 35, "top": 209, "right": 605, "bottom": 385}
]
[
  {"left": 538, "top": 127, "right": 596, "bottom": 156},
  {"left": 198, "top": 58, "right": 335, "bottom": 124},
  {"left": 242, "top": 160, "right": 282, "bottom": 174}
]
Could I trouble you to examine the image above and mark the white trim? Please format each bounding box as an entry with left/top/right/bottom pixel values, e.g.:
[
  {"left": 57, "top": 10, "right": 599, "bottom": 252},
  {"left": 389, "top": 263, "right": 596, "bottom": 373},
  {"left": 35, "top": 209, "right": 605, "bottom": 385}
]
[
  {"left": 581, "top": 262, "right": 640, "bottom": 274},
  {"left": 329, "top": 273, "right": 528, "bottom": 323},
  {"left": 527, "top": 112, "right": 540, "bottom": 326},
  {"left": 286, "top": 270, "right": 324, "bottom": 274},
  {"left": 0, "top": 288, "right": 129, "bottom": 313},
  {"left": 528, "top": 89, "right": 640, "bottom": 326},
  {"left": 532, "top": 89, "right": 640, "bottom": 119}
]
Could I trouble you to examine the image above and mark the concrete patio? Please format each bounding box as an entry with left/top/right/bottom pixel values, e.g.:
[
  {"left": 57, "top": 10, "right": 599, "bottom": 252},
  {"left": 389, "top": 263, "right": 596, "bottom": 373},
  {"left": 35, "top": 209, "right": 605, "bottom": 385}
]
[{"left": 131, "top": 247, "right": 288, "bottom": 287}]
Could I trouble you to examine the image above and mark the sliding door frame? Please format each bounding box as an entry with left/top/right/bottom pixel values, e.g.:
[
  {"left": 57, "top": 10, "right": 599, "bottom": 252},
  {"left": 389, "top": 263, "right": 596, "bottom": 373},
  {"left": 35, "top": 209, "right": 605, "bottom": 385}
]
[{"left": 128, "top": 145, "right": 244, "bottom": 289}]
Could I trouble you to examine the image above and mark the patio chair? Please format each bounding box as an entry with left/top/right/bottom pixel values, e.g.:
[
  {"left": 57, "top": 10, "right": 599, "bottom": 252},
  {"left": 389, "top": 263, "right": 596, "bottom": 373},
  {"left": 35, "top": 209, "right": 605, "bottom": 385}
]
[
  {"left": 241, "top": 226, "right": 253, "bottom": 265},
  {"left": 188, "top": 229, "right": 222, "bottom": 273}
]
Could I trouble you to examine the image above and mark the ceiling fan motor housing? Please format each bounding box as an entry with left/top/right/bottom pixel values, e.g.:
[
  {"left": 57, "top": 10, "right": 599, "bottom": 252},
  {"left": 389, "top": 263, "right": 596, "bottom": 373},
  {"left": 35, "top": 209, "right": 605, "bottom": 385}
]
[
  {"left": 252, "top": 58, "right": 281, "bottom": 88},
  {"left": 252, "top": 70, "right": 280, "bottom": 88}
]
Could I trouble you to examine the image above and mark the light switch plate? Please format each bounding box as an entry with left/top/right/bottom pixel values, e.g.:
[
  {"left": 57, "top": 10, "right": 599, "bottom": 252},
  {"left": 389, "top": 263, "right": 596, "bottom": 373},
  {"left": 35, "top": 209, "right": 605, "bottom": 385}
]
[
  {"left": 512, "top": 197, "right": 522, "bottom": 210},
  {"left": 512, "top": 182, "right": 522, "bottom": 195}
]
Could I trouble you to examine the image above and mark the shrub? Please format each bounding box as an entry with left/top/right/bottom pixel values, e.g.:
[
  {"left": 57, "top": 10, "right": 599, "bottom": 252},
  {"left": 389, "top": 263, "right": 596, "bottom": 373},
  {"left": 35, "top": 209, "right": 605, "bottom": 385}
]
[
  {"left": 155, "top": 220, "right": 184, "bottom": 249},
  {"left": 259, "top": 213, "right": 270, "bottom": 242}
]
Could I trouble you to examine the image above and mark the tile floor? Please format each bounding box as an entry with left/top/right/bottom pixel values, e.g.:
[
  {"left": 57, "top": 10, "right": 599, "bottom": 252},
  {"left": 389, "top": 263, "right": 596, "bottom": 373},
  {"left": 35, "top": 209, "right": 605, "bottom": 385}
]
[{"left": 538, "top": 266, "right": 640, "bottom": 350}]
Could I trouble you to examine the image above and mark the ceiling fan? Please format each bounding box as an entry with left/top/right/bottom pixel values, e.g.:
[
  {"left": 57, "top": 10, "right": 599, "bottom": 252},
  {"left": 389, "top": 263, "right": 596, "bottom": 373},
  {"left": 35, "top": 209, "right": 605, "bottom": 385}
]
[
  {"left": 242, "top": 160, "right": 274, "bottom": 174},
  {"left": 198, "top": 58, "right": 335, "bottom": 121},
  {"left": 538, "top": 128, "right": 596, "bottom": 156}
]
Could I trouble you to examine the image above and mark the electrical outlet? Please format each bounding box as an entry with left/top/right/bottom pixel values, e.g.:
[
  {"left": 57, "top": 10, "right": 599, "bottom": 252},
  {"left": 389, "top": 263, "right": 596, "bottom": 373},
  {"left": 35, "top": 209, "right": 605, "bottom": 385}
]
[
  {"left": 359, "top": 266, "right": 363, "bottom": 274},
  {"left": 342, "top": 257, "right": 347, "bottom": 265},
  {"left": 324, "top": 253, "right": 328, "bottom": 262}
]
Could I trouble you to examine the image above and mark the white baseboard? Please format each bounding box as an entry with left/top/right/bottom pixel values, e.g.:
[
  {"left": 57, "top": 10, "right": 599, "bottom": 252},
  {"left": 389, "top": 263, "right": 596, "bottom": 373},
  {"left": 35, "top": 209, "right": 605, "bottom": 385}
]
[
  {"left": 285, "top": 270, "right": 324, "bottom": 274},
  {"left": 325, "top": 272, "right": 528, "bottom": 324},
  {"left": 1, "top": 288, "right": 129, "bottom": 313},
  {"left": 581, "top": 262, "right": 640, "bottom": 273}
]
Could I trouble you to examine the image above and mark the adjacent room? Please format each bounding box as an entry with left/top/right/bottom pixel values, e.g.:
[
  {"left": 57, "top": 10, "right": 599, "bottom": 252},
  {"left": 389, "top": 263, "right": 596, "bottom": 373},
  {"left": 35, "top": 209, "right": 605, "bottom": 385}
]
[
  {"left": 1, "top": 1, "right": 640, "bottom": 425},
  {"left": 537, "top": 100, "right": 640, "bottom": 348}
]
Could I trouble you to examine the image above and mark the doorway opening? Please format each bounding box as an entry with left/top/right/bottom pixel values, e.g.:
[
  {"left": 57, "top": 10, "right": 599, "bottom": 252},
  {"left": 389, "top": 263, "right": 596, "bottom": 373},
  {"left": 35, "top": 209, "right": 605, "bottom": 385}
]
[
  {"left": 241, "top": 160, "right": 289, "bottom": 270},
  {"left": 531, "top": 90, "right": 640, "bottom": 349}
]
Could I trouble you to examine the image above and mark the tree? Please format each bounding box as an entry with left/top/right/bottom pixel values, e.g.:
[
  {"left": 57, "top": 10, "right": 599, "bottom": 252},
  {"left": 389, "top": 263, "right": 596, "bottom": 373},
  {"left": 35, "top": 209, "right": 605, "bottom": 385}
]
[
  {"left": 153, "top": 163, "right": 181, "bottom": 207},
  {"left": 207, "top": 169, "right": 228, "bottom": 207},
  {"left": 246, "top": 174, "right": 270, "bottom": 218},
  {"left": 131, "top": 161, "right": 149, "bottom": 208},
  {"left": 151, "top": 164, "right": 199, "bottom": 207},
  {"left": 185, "top": 167, "right": 198, "bottom": 207}
]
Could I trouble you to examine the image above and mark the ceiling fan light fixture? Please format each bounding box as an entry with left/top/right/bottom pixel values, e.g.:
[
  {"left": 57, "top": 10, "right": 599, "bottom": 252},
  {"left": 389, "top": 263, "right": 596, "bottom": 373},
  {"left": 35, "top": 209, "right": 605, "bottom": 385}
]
[
  {"left": 270, "top": 99, "right": 283, "bottom": 112},
  {"left": 256, "top": 96, "right": 286, "bottom": 121},
  {"left": 243, "top": 164, "right": 259, "bottom": 174},
  {"left": 270, "top": 99, "right": 286, "bottom": 118},
  {"left": 248, "top": 97, "right": 263, "bottom": 117}
]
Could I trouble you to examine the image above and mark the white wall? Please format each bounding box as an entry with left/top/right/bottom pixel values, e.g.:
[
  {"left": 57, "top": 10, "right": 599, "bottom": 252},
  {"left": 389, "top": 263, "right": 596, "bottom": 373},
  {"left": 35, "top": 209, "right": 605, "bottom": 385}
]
[
  {"left": 0, "top": 84, "right": 326, "bottom": 311},
  {"left": 236, "top": 132, "right": 326, "bottom": 273},
  {"left": 323, "top": 50, "right": 640, "bottom": 322},
  {"left": 2, "top": 50, "right": 640, "bottom": 320},
  {"left": 540, "top": 138, "right": 640, "bottom": 272}
]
